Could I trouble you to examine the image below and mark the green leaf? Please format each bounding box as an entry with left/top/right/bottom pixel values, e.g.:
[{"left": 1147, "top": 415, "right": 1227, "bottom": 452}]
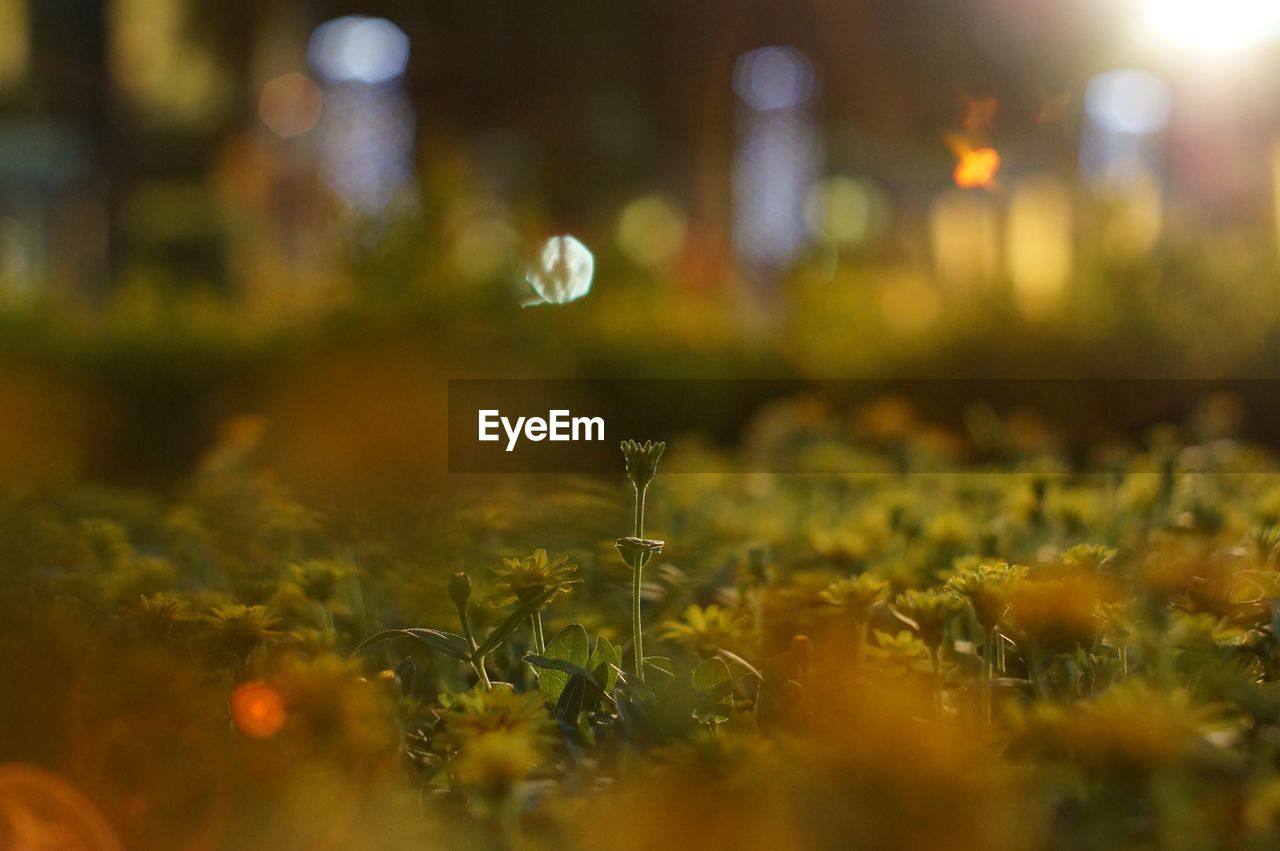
[
  {"left": 556, "top": 672, "right": 591, "bottom": 721},
  {"left": 475, "top": 586, "right": 558, "bottom": 657},
  {"left": 536, "top": 623, "right": 590, "bottom": 705},
  {"left": 692, "top": 656, "right": 733, "bottom": 726},
  {"left": 643, "top": 656, "right": 677, "bottom": 677},
  {"left": 524, "top": 654, "right": 593, "bottom": 680},
  {"left": 589, "top": 635, "right": 621, "bottom": 693},
  {"left": 351, "top": 628, "right": 472, "bottom": 662},
  {"left": 693, "top": 656, "right": 732, "bottom": 691}
]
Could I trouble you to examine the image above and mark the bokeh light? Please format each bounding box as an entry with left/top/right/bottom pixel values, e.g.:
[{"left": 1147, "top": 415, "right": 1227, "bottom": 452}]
[
  {"left": 616, "top": 195, "right": 689, "bottom": 271},
  {"left": 258, "top": 72, "right": 323, "bottom": 138},
  {"left": 231, "top": 680, "right": 288, "bottom": 739},
  {"left": 804, "top": 176, "right": 889, "bottom": 247},
  {"left": 1006, "top": 174, "right": 1073, "bottom": 318},
  {"left": 1102, "top": 170, "right": 1163, "bottom": 257},
  {"left": 307, "top": 16, "right": 410, "bottom": 85},
  {"left": 309, "top": 18, "right": 417, "bottom": 215},
  {"left": 0, "top": 0, "right": 28, "bottom": 90},
  {"left": 953, "top": 147, "right": 1001, "bottom": 190},
  {"left": 732, "top": 46, "right": 820, "bottom": 282},
  {"left": 110, "top": 0, "right": 230, "bottom": 125},
  {"left": 1081, "top": 69, "right": 1171, "bottom": 207},
  {"left": 1140, "top": 0, "right": 1280, "bottom": 55},
  {"left": 732, "top": 46, "right": 816, "bottom": 112},
  {"left": 526, "top": 235, "right": 594, "bottom": 305},
  {"left": 451, "top": 203, "right": 520, "bottom": 282},
  {"left": 930, "top": 191, "right": 1000, "bottom": 286},
  {"left": 1084, "top": 70, "right": 1172, "bottom": 137}
]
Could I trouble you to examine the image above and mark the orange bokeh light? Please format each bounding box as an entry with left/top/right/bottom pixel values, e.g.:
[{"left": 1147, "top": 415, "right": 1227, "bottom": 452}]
[
  {"left": 953, "top": 147, "right": 1001, "bottom": 190},
  {"left": 258, "top": 72, "right": 322, "bottom": 139},
  {"left": 231, "top": 681, "right": 287, "bottom": 739}
]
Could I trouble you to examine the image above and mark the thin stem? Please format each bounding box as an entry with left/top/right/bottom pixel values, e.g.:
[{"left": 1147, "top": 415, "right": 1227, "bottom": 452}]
[
  {"left": 632, "top": 483, "right": 647, "bottom": 683},
  {"left": 982, "top": 627, "right": 994, "bottom": 724},
  {"left": 635, "top": 481, "right": 645, "bottom": 539},
  {"left": 471, "top": 655, "right": 493, "bottom": 691},
  {"left": 531, "top": 611, "right": 546, "bottom": 655},
  {"left": 1026, "top": 640, "right": 1046, "bottom": 701},
  {"left": 457, "top": 603, "right": 492, "bottom": 692},
  {"left": 631, "top": 562, "right": 644, "bottom": 681}
]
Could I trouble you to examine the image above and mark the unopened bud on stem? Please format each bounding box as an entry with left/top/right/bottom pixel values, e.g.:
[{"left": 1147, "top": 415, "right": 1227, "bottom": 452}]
[
  {"left": 448, "top": 571, "right": 473, "bottom": 609},
  {"left": 621, "top": 439, "right": 665, "bottom": 491}
]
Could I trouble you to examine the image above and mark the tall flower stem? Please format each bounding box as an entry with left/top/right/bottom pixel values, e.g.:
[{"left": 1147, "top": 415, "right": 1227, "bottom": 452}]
[
  {"left": 620, "top": 439, "right": 664, "bottom": 685},
  {"left": 631, "top": 482, "right": 647, "bottom": 683}
]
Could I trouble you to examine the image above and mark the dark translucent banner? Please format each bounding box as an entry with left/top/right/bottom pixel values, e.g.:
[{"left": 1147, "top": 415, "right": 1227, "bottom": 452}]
[{"left": 447, "top": 379, "right": 1280, "bottom": 473}]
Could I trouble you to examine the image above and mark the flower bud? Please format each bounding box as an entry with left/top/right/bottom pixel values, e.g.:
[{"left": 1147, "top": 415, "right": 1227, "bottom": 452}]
[
  {"left": 615, "top": 536, "right": 664, "bottom": 568},
  {"left": 448, "top": 571, "right": 473, "bottom": 609},
  {"left": 621, "top": 439, "right": 666, "bottom": 490}
]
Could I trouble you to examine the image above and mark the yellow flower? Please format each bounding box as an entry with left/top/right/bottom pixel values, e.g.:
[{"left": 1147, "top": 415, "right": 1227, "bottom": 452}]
[
  {"left": 868, "top": 629, "right": 931, "bottom": 674},
  {"left": 1057, "top": 543, "right": 1116, "bottom": 573},
  {"left": 1002, "top": 572, "right": 1113, "bottom": 655},
  {"left": 810, "top": 529, "right": 873, "bottom": 567},
  {"left": 433, "top": 685, "right": 555, "bottom": 795},
  {"left": 288, "top": 559, "right": 350, "bottom": 603},
  {"left": 820, "top": 573, "right": 889, "bottom": 624},
  {"left": 271, "top": 654, "right": 400, "bottom": 758},
  {"left": 944, "top": 562, "right": 1028, "bottom": 632},
  {"left": 490, "top": 548, "right": 580, "bottom": 606},
  {"left": 1013, "top": 684, "right": 1212, "bottom": 775},
  {"left": 197, "top": 604, "right": 285, "bottom": 668},
  {"left": 659, "top": 604, "right": 749, "bottom": 656},
  {"left": 892, "top": 589, "right": 965, "bottom": 650},
  {"left": 447, "top": 728, "right": 549, "bottom": 796},
  {"left": 126, "top": 592, "right": 192, "bottom": 641},
  {"left": 1167, "top": 611, "right": 1249, "bottom": 648}
]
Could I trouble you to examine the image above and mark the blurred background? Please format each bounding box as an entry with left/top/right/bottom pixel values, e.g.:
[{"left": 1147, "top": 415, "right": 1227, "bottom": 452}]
[{"left": 2, "top": 0, "right": 1280, "bottom": 488}]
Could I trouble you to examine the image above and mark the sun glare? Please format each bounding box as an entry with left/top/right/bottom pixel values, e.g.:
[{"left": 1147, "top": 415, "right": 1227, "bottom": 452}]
[{"left": 1142, "top": 0, "right": 1280, "bottom": 54}]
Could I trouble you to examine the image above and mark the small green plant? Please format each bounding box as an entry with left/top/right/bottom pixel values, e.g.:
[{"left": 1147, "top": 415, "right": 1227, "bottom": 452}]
[
  {"left": 618, "top": 439, "right": 666, "bottom": 682},
  {"left": 354, "top": 572, "right": 558, "bottom": 692}
]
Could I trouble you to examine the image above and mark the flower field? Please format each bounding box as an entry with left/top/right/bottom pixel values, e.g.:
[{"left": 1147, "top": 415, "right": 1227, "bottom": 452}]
[{"left": 6, "top": 371, "right": 1280, "bottom": 849}]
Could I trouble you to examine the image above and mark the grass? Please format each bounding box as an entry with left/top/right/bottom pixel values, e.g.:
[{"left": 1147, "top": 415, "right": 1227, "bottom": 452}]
[{"left": 8, "top": 392, "right": 1280, "bottom": 849}]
